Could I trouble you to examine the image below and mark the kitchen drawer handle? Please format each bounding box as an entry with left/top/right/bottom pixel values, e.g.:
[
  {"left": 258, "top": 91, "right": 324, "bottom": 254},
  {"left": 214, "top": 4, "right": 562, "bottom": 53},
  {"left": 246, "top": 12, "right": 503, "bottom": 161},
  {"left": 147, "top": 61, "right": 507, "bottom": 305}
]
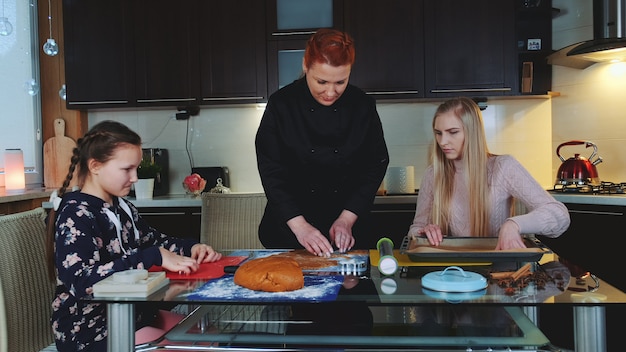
[
  {"left": 430, "top": 88, "right": 512, "bottom": 93},
  {"left": 568, "top": 210, "right": 623, "bottom": 216},
  {"left": 136, "top": 98, "right": 197, "bottom": 103},
  {"left": 202, "top": 97, "right": 264, "bottom": 101},
  {"left": 271, "top": 31, "right": 316, "bottom": 36},
  {"left": 371, "top": 210, "right": 416, "bottom": 213},
  {"left": 139, "top": 212, "right": 186, "bottom": 216},
  {"left": 366, "top": 91, "right": 419, "bottom": 95},
  {"left": 68, "top": 100, "right": 129, "bottom": 105}
]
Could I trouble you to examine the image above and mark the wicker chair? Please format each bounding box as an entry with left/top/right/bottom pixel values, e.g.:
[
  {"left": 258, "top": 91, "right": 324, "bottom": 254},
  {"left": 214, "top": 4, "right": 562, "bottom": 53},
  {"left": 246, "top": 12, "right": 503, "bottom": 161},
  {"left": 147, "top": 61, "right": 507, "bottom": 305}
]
[
  {"left": 200, "top": 193, "right": 267, "bottom": 250},
  {"left": 0, "top": 207, "right": 56, "bottom": 352}
]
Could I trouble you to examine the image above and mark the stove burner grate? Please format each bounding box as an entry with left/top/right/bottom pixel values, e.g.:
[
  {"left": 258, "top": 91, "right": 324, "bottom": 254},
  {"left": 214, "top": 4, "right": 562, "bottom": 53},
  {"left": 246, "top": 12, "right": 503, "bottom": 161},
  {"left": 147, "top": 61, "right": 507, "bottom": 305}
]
[{"left": 552, "top": 181, "right": 626, "bottom": 194}]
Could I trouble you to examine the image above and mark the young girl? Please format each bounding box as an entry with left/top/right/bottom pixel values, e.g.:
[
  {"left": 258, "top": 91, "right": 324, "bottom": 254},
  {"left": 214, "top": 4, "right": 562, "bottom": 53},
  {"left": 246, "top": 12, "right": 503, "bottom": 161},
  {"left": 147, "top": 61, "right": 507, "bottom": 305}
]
[
  {"left": 46, "top": 120, "right": 222, "bottom": 351},
  {"left": 409, "top": 97, "right": 570, "bottom": 250}
]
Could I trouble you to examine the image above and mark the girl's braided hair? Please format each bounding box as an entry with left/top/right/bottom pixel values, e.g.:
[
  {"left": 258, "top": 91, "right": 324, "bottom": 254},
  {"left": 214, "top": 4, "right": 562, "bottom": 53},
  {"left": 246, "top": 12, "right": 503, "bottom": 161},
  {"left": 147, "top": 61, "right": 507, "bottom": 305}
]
[{"left": 45, "top": 120, "right": 142, "bottom": 279}]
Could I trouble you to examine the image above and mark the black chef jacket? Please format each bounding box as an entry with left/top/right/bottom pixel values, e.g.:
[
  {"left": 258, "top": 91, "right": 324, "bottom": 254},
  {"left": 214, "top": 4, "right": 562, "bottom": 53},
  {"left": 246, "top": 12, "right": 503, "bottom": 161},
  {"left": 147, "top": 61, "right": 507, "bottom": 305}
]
[{"left": 255, "top": 78, "right": 389, "bottom": 249}]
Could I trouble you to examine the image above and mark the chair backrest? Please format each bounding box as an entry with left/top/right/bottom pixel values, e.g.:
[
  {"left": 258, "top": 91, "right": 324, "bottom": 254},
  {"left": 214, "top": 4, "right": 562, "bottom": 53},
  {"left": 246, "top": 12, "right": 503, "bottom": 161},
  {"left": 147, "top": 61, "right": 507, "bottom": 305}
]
[
  {"left": 0, "top": 207, "right": 56, "bottom": 352},
  {"left": 200, "top": 193, "right": 267, "bottom": 250}
]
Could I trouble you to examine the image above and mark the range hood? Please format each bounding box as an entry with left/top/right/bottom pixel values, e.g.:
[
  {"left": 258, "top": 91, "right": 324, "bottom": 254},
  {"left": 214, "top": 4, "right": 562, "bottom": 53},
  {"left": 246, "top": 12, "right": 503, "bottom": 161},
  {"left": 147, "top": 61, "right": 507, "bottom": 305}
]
[{"left": 548, "top": 0, "right": 626, "bottom": 69}]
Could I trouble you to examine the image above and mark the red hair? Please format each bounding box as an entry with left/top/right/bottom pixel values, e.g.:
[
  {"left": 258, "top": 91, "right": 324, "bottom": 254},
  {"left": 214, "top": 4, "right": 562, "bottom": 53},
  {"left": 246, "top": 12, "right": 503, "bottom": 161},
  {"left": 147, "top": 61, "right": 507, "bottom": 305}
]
[{"left": 303, "top": 28, "right": 355, "bottom": 69}]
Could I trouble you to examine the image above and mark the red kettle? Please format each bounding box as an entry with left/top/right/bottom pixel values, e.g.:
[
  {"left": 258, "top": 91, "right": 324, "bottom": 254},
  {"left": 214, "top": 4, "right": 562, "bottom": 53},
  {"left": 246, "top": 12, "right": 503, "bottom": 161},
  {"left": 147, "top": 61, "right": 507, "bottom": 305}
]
[{"left": 555, "top": 140, "right": 603, "bottom": 186}]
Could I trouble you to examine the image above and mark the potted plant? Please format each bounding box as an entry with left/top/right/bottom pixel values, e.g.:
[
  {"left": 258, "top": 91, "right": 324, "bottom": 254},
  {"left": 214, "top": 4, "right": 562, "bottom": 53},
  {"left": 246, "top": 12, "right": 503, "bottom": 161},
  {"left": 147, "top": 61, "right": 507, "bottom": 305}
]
[
  {"left": 135, "top": 159, "right": 162, "bottom": 199},
  {"left": 137, "top": 159, "right": 162, "bottom": 179}
]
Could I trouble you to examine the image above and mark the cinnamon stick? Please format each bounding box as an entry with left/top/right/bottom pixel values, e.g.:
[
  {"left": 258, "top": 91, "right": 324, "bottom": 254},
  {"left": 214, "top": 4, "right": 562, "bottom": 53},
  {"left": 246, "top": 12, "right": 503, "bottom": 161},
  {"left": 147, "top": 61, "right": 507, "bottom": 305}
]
[
  {"left": 511, "top": 263, "right": 532, "bottom": 281},
  {"left": 490, "top": 271, "right": 515, "bottom": 279}
]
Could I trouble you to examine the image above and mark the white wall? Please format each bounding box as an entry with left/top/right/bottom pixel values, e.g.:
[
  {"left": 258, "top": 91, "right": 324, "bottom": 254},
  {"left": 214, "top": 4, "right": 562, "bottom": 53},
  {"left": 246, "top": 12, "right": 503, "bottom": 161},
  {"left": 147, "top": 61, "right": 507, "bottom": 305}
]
[{"left": 551, "top": 0, "right": 626, "bottom": 183}]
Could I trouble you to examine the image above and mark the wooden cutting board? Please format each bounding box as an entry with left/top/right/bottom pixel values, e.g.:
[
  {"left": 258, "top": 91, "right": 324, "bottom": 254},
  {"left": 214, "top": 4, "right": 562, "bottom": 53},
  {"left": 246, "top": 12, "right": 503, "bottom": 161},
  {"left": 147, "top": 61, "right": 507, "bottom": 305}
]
[{"left": 43, "top": 118, "right": 77, "bottom": 188}]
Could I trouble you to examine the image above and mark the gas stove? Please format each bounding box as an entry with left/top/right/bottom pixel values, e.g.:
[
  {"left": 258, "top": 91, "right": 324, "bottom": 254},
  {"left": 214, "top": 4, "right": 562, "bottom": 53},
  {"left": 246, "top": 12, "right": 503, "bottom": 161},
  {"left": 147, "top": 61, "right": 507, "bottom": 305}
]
[{"left": 551, "top": 181, "right": 626, "bottom": 195}]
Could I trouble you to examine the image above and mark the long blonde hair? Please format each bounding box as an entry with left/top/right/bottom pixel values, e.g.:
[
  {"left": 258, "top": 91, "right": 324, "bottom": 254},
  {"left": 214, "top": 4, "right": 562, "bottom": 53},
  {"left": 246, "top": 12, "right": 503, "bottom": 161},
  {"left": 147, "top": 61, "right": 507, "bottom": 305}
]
[{"left": 430, "top": 97, "right": 493, "bottom": 236}]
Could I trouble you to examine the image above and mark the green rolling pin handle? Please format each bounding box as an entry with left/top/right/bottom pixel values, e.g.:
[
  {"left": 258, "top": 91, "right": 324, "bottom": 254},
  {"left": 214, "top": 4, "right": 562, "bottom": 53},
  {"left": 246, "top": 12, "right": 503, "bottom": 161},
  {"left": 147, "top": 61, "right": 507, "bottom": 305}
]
[{"left": 377, "top": 237, "right": 398, "bottom": 276}]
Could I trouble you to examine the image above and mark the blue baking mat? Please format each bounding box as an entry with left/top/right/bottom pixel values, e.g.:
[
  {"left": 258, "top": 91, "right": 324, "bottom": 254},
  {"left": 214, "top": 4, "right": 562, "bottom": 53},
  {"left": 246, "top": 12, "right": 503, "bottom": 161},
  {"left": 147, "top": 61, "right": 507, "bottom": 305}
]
[
  {"left": 186, "top": 274, "right": 344, "bottom": 302},
  {"left": 228, "top": 250, "right": 369, "bottom": 273}
]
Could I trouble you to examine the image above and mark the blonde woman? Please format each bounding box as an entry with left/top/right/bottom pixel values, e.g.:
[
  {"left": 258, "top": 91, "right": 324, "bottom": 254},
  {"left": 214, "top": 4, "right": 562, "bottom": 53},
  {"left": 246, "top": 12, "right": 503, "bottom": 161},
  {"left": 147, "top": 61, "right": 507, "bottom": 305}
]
[{"left": 408, "top": 97, "right": 570, "bottom": 250}]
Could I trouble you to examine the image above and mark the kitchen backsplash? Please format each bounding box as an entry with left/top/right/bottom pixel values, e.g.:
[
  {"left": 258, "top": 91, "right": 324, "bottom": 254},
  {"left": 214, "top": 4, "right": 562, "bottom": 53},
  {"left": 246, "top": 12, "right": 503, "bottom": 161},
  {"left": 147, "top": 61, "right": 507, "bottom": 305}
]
[
  {"left": 89, "top": 0, "right": 626, "bottom": 194},
  {"left": 89, "top": 98, "right": 554, "bottom": 194}
]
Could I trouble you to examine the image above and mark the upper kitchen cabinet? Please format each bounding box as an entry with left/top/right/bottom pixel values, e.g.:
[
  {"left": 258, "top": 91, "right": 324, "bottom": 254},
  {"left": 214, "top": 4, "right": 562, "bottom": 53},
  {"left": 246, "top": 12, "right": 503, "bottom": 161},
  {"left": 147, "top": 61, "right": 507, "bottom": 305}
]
[
  {"left": 515, "top": 0, "right": 553, "bottom": 95},
  {"left": 423, "top": 0, "right": 518, "bottom": 98},
  {"left": 267, "top": 0, "right": 344, "bottom": 40},
  {"left": 199, "top": 0, "right": 267, "bottom": 104},
  {"left": 63, "top": 0, "right": 267, "bottom": 109},
  {"left": 63, "top": 0, "right": 135, "bottom": 109},
  {"left": 133, "top": 0, "right": 200, "bottom": 107},
  {"left": 266, "top": 0, "right": 344, "bottom": 95},
  {"left": 344, "top": 0, "right": 424, "bottom": 99}
]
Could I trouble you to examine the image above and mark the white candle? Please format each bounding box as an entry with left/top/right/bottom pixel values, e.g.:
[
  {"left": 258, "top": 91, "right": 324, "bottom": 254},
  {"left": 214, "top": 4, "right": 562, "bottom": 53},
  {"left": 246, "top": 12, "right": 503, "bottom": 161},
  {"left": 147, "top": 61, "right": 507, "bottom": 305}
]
[{"left": 4, "top": 149, "right": 25, "bottom": 190}]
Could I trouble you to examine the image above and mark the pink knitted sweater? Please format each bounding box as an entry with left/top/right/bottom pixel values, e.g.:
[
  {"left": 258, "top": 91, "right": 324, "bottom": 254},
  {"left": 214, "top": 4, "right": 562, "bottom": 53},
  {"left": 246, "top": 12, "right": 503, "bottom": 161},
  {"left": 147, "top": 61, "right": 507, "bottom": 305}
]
[{"left": 408, "top": 155, "right": 570, "bottom": 238}]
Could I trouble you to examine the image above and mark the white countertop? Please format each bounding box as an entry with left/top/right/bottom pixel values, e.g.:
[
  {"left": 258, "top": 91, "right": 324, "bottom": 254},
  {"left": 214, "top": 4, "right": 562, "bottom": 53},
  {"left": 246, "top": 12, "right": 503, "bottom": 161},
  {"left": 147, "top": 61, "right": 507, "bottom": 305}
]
[
  {"left": 549, "top": 192, "right": 626, "bottom": 206},
  {"left": 105, "top": 192, "right": 626, "bottom": 208},
  {"left": 127, "top": 193, "right": 422, "bottom": 207},
  {"left": 28, "top": 190, "right": 626, "bottom": 209}
]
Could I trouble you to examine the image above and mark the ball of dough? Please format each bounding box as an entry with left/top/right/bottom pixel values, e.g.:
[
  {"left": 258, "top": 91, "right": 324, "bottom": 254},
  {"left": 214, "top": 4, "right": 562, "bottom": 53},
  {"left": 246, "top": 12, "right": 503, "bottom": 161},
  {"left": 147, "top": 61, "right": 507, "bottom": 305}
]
[{"left": 234, "top": 256, "right": 304, "bottom": 292}]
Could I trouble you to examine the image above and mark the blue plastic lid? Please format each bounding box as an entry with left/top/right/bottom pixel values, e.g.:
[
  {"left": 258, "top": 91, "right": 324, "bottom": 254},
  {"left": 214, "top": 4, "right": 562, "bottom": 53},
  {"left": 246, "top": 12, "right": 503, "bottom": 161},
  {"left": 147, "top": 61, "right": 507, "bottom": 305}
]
[
  {"left": 421, "top": 266, "right": 487, "bottom": 292},
  {"left": 422, "top": 287, "right": 487, "bottom": 302}
]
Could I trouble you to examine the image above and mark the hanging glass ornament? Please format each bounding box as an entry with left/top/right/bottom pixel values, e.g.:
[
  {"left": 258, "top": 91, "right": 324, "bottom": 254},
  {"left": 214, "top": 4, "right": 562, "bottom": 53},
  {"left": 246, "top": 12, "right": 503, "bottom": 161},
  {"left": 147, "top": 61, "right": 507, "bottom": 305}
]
[
  {"left": 0, "top": 0, "right": 12, "bottom": 36},
  {"left": 0, "top": 17, "right": 12, "bottom": 36},
  {"left": 43, "top": 38, "right": 59, "bottom": 56},
  {"left": 59, "top": 84, "right": 66, "bottom": 100},
  {"left": 25, "top": 79, "right": 40, "bottom": 96},
  {"left": 43, "top": 0, "right": 58, "bottom": 56}
]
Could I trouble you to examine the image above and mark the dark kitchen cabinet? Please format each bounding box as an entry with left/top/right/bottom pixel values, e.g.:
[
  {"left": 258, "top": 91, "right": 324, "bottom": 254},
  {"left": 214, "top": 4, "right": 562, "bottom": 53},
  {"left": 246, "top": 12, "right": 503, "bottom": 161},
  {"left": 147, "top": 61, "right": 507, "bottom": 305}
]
[
  {"left": 266, "top": 0, "right": 344, "bottom": 95},
  {"left": 139, "top": 207, "right": 201, "bottom": 242},
  {"left": 515, "top": 0, "right": 553, "bottom": 95},
  {"left": 536, "top": 202, "right": 625, "bottom": 352},
  {"left": 63, "top": 0, "right": 266, "bottom": 109},
  {"left": 266, "top": 39, "right": 308, "bottom": 94},
  {"left": 360, "top": 200, "right": 416, "bottom": 250},
  {"left": 266, "top": 0, "right": 344, "bottom": 40},
  {"left": 62, "top": 0, "right": 135, "bottom": 108},
  {"left": 199, "top": 1, "right": 267, "bottom": 104},
  {"left": 344, "top": 0, "right": 424, "bottom": 99},
  {"left": 537, "top": 203, "right": 626, "bottom": 291},
  {"left": 133, "top": 0, "right": 200, "bottom": 107},
  {"left": 423, "top": 0, "right": 518, "bottom": 98}
]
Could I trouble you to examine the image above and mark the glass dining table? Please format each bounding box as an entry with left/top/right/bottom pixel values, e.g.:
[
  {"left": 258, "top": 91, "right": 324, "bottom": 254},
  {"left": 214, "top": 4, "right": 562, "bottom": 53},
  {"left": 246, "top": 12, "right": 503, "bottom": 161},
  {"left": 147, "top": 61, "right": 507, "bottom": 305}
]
[{"left": 89, "top": 250, "right": 626, "bottom": 352}]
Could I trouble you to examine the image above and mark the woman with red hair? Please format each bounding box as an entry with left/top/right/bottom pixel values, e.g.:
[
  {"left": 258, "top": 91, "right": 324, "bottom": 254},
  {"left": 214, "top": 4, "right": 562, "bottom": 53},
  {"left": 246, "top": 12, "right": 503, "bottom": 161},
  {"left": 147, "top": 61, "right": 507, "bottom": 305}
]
[{"left": 256, "top": 28, "right": 389, "bottom": 255}]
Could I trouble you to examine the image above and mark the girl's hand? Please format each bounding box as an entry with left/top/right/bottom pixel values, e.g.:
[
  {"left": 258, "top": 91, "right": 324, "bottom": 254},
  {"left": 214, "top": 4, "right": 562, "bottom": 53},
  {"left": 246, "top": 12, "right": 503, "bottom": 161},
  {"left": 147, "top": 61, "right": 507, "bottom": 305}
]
[
  {"left": 159, "top": 247, "right": 199, "bottom": 275},
  {"left": 191, "top": 243, "right": 223, "bottom": 263},
  {"left": 495, "top": 220, "right": 526, "bottom": 250},
  {"left": 419, "top": 224, "right": 444, "bottom": 246}
]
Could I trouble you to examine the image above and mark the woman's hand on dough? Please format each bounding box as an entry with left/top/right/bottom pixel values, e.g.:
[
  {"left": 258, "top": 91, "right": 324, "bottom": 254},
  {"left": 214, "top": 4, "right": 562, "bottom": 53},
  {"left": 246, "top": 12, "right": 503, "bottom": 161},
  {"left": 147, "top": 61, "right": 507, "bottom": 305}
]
[
  {"left": 329, "top": 210, "right": 357, "bottom": 253},
  {"left": 287, "top": 216, "right": 334, "bottom": 257}
]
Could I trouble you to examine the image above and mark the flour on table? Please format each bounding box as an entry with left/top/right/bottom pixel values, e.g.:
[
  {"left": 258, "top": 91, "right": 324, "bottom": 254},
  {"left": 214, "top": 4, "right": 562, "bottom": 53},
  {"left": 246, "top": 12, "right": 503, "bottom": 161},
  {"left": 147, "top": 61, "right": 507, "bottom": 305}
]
[{"left": 187, "top": 275, "right": 344, "bottom": 302}]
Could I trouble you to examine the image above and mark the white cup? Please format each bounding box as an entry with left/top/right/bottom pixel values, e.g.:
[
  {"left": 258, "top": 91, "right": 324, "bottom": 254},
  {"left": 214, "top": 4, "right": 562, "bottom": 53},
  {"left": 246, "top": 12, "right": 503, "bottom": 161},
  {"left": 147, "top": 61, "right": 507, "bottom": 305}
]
[{"left": 385, "top": 166, "right": 415, "bottom": 194}]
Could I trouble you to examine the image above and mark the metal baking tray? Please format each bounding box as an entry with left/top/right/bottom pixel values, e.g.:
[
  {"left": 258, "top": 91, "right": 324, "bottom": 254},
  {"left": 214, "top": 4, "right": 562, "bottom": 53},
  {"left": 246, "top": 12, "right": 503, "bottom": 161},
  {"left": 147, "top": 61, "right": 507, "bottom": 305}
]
[{"left": 400, "top": 235, "right": 550, "bottom": 263}]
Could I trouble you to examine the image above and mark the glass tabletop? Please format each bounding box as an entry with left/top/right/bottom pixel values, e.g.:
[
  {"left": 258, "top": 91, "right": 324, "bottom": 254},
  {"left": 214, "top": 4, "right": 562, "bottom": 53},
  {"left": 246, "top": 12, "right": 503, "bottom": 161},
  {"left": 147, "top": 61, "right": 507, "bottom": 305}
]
[
  {"left": 91, "top": 254, "right": 626, "bottom": 307},
  {"left": 99, "top": 250, "right": 626, "bottom": 351},
  {"left": 160, "top": 305, "right": 550, "bottom": 350}
]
